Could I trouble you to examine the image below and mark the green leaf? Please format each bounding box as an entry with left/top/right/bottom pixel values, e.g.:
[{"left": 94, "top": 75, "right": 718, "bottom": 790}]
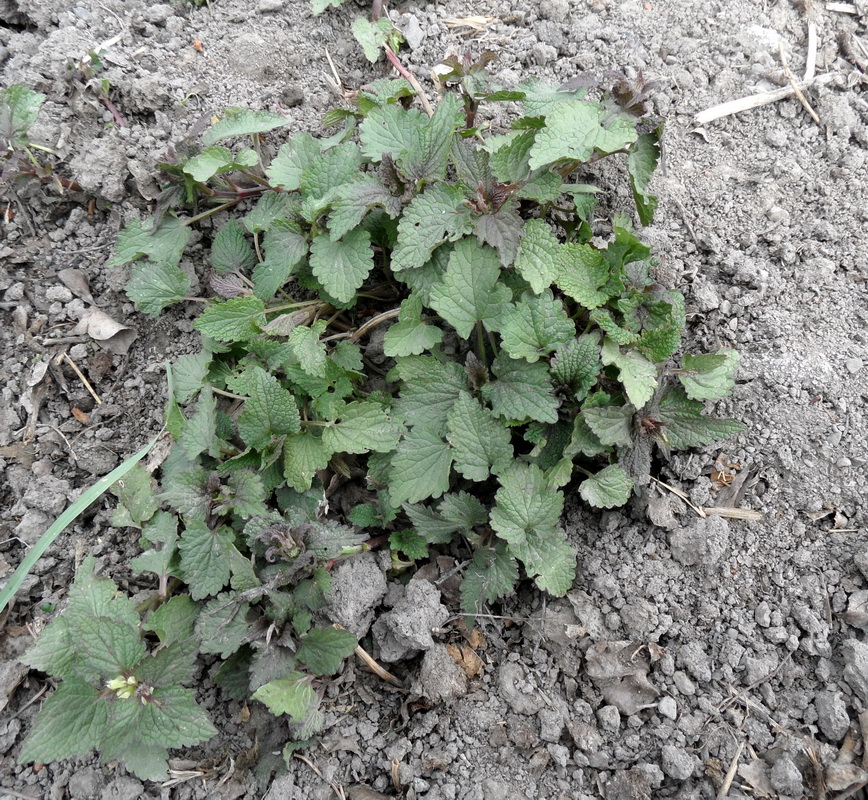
[
  {"left": 429, "top": 238, "right": 512, "bottom": 338},
  {"left": 253, "top": 221, "right": 308, "bottom": 300},
  {"left": 76, "top": 615, "right": 147, "bottom": 679},
  {"left": 637, "top": 325, "right": 681, "bottom": 363},
  {"left": 389, "top": 529, "right": 428, "bottom": 560},
  {"left": 511, "top": 527, "right": 575, "bottom": 596},
  {"left": 438, "top": 491, "right": 489, "bottom": 531},
  {"left": 352, "top": 16, "right": 398, "bottom": 62},
  {"left": 550, "top": 334, "right": 601, "bottom": 401},
  {"left": 383, "top": 294, "right": 444, "bottom": 357},
  {"left": 0, "top": 84, "right": 45, "bottom": 148},
  {"left": 529, "top": 101, "right": 637, "bottom": 170},
  {"left": 348, "top": 504, "right": 378, "bottom": 528},
  {"left": 178, "top": 523, "right": 235, "bottom": 600},
  {"left": 518, "top": 78, "right": 588, "bottom": 116},
  {"left": 302, "top": 520, "right": 367, "bottom": 560},
  {"left": 489, "top": 463, "right": 563, "bottom": 547},
  {"left": 391, "top": 184, "right": 473, "bottom": 271},
  {"left": 590, "top": 308, "right": 639, "bottom": 346},
  {"left": 126, "top": 259, "right": 190, "bottom": 317},
  {"left": 460, "top": 544, "right": 519, "bottom": 616},
  {"left": 514, "top": 219, "right": 561, "bottom": 294},
  {"left": 18, "top": 678, "right": 107, "bottom": 765},
  {"left": 579, "top": 464, "right": 634, "bottom": 509},
  {"left": 288, "top": 319, "right": 328, "bottom": 378},
  {"left": 194, "top": 296, "right": 266, "bottom": 342},
  {"left": 178, "top": 387, "right": 219, "bottom": 460},
  {"left": 400, "top": 244, "right": 451, "bottom": 305},
  {"left": 322, "top": 401, "right": 403, "bottom": 455},
  {"left": 657, "top": 386, "right": 746, "bottom": 450},
  {"left": 565, "top": 414, "right": 609, "bottom": 459},
  {"left": 402, "top": 92, "right": 463, "bottom": 182},
  {"left": 201, "top": 108, "right": 289, "bottom": 147},
  {"left": 483, "top": 352, "right": 559, "bottom": 424},
  {"left": 172, "top": 351, "right": 211, "bottom": 404},
  {"left": 107, "top": 216, "right": 191, "bottom": 269},
  {"left": 301, "top": 142, "right": 364, "bottom": 203},
  {"left": 160, "top": 465, "right": 210, "bottom": 521},
  {"left": 252, "top": 673, "right": 315, "bottom": 722},
  {"left": 499, "top": 290, "right": 575, "bottom": 363},
  {"left": 473, "top": 199, "right": 524, "bottom": 266},
  {"left": 556, "top": 244, "right": 610, "bottom": 309},
  {"left": 111, "top": 464, "right": 158, "bottom": 526},
  {"left": 389, "top": 425, "right": 453, "bottom": 505},
  {"left": 451, "top": 136, "right": 493, "bottom": 187},
  {"left": 601, "top": 337, "right": 658, "bottom": 409},
  {"left": 309, "top": 229, "right": 374, "bottom": 304},
  {"left": 283, "top": 433, "right": 333, "bottom": 492},
  {"left": 360, "top": 103, "right": 427, "bottom": 163},
  {"left": 183, "top": 146, "right": 259, "bottom": 182},
  {"left": 517, "top": 169, "right": 563, "bottom": 203},
  {"left": 402, "top": 503, "right": 460, "bottom": 544},
  {"left": 679, "top": 350, "right": 740, "bottom": 401},
  {"left": 211, "top": 219, "right": 257, "bottom": 275},
  {"left": 145, "top": 685, "right": 216, "bottom": 749},
  {"left": 143, "top": 595, "right": 199, "bottom": 647},
  {"left": 197, "top": 593, "right": 251, "bottom": 657},
  {"left": 296, "top": 629, "right": 357, "bottom": 675},
  {"left": 131, "top": 510, "right": 180, "bottom": 581},
  {"left": 489, "top": 130, "right": 535, "bottom": 183},
  {"left": 627, "top": 130, "right": 660, "bottom": 226},
  {"left": 243, "top": 192, "right": 293, "bottom": 234},
  {"left": 329, "top": 175, "right": 402, "bottom": 241},
  {"left": 583, "top": 405, "right": 633, "bottom": 446},
  {"left": 220, "top": 469, "right": 269, "bottom": 518},
  {"left": 331, "top": 340, "right": 364, "bottom": 373},
  {"left": 267, "top": 133, "right": 321, "bottom": 190},
  {"left": 446, "top": 391, "right": 512, "bottom": 482},
  {"left": 392, "top": 356, "right": 468, "bottom": 434}
]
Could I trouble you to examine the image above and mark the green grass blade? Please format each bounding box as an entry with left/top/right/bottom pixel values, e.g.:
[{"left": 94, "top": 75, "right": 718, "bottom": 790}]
[{"left": 0, "top": 429, "right": 165, "bottom": 615}]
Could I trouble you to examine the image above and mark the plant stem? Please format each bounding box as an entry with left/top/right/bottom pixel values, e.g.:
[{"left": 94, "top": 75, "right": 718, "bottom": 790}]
[
  {"left": 476, "top": 321, "right": 487, "bottom": 365},
  {"left": 383, "top": 46, "right": 434, "bottom": 118},
  {"left": 350, "top": 307, "right": 401, "bottom": 342},
  {"left": 265, "top": 300, "right": 323, "bottom": 314},
  {"left": 184, "top": 201, "right": 238, "bottom": 225}
]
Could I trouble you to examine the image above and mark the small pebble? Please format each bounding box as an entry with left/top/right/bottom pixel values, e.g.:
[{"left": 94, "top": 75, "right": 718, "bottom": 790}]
[
  {"left": 257, "top": 0, "right": 283, "bottom": 11},
  {"left": 658, "top": 696, "right": 677, "bottom": 720},
  {"left": 770, "top": 756, "right": 804, "bottom": 796},
  {"left": 661, "top": 745, "right": 695, "bottom": 780},
  {"left": 596, "top": 705, "right": 621, "bottom": 734},
  {"left": 815, "top": 692, "right": 850, "bottom": 741},
  {"left": 845, "top": 357, "right": 863, "bottom": 374}
]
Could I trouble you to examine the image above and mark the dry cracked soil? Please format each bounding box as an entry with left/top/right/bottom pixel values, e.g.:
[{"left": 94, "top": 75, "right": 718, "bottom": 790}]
[{"left": 2, "top": 0, "right": 868, "bottom": 798}]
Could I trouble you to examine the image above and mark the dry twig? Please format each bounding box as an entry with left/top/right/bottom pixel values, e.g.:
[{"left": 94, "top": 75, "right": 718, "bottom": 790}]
[
  {"left": 694, "top": 72, "right": 837, "bottom": 124},
  {"left": 62, "top": 352, "right": 102, "bottom": 405},
  {"left": 717, "top": 741, "right": 746, "bottom": 799},
  {"left": 778, "top": 38, "right": 821, "bottom": 123}
]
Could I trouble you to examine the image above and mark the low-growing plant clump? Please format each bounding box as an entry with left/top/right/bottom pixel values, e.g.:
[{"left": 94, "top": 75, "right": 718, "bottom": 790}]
[{"left": 15, "top": 58, "right": 744, "bottom": 782}]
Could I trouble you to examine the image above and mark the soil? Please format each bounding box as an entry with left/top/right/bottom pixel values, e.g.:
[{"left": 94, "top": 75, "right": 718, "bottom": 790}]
[{"left": 2, "top": 0, "right": 868, "bottom": 798}]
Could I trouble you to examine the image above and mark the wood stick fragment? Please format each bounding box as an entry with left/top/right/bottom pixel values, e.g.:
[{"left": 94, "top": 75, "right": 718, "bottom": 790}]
[
  {"left": 702, "top": 507, "right": 764, "bottom": 521},
  {"left": 694, "top": 72, "right": 837, "bottom": 124},
  {"left": 353, "top": 642, "right": 403, "bottom": 687},
  {"left": 333, "top": 623, "right": 403, "bottom": 687},
  {"left": 805, "top": 21, "right": 818, "bottom": 82},
  {"left": 779, "top": 38, "right": 821, "bottom": 123},
  {"left": 62, "top": 352, "right": 102, "bottom": 405},
  {"left": 650, "top": 476, "right": 706, "bottom": 517},
  {"left": 383, "top": 45, "right": 434, "bottom": 117},
  {"left": 826, "top": 2, "right": 857, "bottom": 12},
  {"left": 717, "top": 741, "right": 746, "bottom": 799}
]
